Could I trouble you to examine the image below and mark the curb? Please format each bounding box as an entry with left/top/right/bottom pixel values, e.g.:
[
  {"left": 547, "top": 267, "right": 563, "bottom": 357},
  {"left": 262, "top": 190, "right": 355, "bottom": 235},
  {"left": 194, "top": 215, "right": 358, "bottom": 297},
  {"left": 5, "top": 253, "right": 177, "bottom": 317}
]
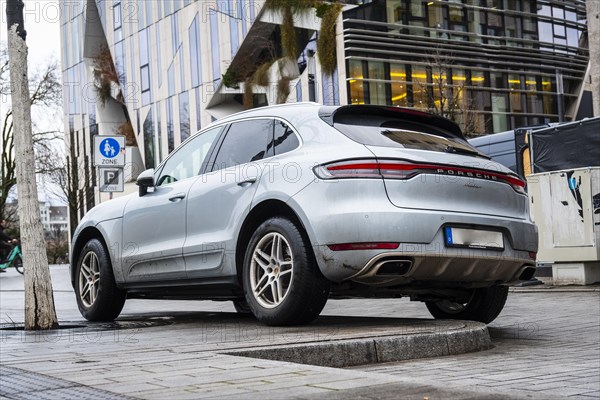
[
  {"left": 226, "top": 321, "right": 491, "bottom": 368},
  {"left": 510, "top": 287, "right": 600, "bottom": 293}
]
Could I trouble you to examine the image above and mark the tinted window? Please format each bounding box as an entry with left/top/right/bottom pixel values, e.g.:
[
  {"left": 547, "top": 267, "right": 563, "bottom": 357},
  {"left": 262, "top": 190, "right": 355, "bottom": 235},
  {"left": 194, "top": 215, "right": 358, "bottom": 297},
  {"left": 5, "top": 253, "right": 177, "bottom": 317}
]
[
  {"left": 334, "top": 115, "right": 485, "bottom": 157},
  {"left": 273, "top": 120, "right": 300, "bottom": 155},
  {"left": 157, "top": 126, "right": 221, "bottom": 186},
  {"left": 213, "top": 119, "right": 273, "bottom": 170}
]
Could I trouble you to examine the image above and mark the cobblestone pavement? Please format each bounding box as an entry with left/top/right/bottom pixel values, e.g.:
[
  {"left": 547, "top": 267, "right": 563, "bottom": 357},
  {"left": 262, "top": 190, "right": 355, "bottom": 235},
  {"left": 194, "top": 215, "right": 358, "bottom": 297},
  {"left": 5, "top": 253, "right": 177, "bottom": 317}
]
[
  {"left": 353, "top": 291, "right": 600, "bottom": 399},
  {"left": 1, "top": 266, "right": 599, "bottom": 399}
]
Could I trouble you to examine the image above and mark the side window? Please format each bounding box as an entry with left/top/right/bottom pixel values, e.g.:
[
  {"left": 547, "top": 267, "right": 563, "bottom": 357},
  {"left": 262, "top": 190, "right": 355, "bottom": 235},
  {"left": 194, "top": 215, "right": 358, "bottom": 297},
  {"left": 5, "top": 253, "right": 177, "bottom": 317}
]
[
  {"left": 157, "top": 126, "right": 221, "bottom": 186},
  {"left": 212, "top": 119, "right": 273, "bottom": 170},
  {"left": 273, "top": 120, "right": 300, "bottom": 155}
]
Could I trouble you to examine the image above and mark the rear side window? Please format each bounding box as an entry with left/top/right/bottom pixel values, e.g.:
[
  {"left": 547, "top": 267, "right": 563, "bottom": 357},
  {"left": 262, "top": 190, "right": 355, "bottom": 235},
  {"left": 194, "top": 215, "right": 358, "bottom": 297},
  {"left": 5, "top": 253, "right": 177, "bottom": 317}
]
[
  {"left": 212, "top": 119, "right": 273, "bottom": 170},
  {"left": 273, "top": 120, "right": 300, "bottom": 155},
  {"left": 334, "top": 114, "right": 483, "bottom": 156}
]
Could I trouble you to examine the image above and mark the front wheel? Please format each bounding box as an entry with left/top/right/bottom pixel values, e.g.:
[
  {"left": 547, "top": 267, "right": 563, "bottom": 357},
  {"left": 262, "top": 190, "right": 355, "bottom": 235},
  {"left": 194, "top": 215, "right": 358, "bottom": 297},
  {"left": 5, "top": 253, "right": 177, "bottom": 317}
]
[
  {"left": 14, "top": 255, "right": 23, "bottom": 275},
  {"left": 242, "top": 217, "right": 330, "bottom": 326},
  {"left": 232, "top": 299, "right": 252, "bottom": 314},
  {"left": 75, "top": 239, "right": 126, "bottom": 321},
  {"left": 425, "top": 286, "right": 509, "bottom": 324}
]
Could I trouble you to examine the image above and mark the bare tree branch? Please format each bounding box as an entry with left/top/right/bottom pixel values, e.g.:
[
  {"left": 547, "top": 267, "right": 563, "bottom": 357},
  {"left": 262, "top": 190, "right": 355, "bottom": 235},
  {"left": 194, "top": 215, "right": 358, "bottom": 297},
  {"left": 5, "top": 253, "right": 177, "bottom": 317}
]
[{"left": 0, "top": 43, "right": 63, "bottom": 220}]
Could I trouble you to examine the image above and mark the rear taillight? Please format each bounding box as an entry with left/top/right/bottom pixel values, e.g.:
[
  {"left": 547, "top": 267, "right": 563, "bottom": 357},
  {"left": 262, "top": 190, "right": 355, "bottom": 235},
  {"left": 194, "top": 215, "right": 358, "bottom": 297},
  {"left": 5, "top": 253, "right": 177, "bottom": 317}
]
[{"left": 313, "top": 159, "right": 527, "bottom": 194}]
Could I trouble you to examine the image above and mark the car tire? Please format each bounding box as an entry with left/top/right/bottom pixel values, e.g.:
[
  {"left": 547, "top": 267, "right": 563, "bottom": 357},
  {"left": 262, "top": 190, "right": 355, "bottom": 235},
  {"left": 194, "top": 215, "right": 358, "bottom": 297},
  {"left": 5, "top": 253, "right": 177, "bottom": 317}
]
[
  {"left": 425, "top": 286, "right": 509, "bottom": 324},
  {"left": 242, "top": 217, "right": 330, "bottom": 326},
  {"left": 75, "top": 239, "right": 126, "bottom": 321},
  {"left": 14, "top": 255, "right": 23, "bottom": 275},
  {"left": 232, "top": 299, "right": 252, "bottom": 314}
]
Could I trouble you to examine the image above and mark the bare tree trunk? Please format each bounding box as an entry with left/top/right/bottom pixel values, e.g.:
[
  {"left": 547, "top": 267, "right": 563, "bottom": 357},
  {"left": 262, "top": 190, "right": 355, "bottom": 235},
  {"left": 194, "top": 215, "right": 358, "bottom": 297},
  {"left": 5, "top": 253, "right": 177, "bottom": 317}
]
[{"left": 6, "top": 17, "right": 58, "bottom": 329}]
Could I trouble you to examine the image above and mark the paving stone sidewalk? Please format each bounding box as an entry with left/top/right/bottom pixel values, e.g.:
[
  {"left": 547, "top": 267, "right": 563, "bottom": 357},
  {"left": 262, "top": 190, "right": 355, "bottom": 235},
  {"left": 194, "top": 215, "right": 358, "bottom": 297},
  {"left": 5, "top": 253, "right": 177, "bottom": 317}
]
[{"left": 1, "top": 266, "right": 599, "bottom": 399}]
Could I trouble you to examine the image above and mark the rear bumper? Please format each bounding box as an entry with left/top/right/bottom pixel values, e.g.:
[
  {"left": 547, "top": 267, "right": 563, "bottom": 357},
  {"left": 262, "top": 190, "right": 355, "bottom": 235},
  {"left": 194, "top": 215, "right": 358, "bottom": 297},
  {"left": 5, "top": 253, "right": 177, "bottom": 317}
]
[
  {"left": 313, "top": 228, "right": 536, "bottom": 285},
  {"left": 292, "top": 180, "right": 538, "bottom": 284}
]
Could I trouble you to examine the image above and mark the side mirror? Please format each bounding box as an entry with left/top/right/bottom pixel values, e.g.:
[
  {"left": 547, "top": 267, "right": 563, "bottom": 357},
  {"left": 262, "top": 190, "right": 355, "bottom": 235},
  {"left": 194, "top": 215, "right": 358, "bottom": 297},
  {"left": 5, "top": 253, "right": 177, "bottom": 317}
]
[{"left": 136, "top": 168, "right": 155, "bottom": 196}]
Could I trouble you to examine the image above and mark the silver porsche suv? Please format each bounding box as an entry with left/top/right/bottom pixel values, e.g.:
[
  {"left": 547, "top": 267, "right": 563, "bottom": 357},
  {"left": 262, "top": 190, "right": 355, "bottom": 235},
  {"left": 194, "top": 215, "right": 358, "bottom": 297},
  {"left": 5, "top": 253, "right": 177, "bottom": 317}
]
[{"left": 71, "top": 103, "right": 538, "bottom": 326}]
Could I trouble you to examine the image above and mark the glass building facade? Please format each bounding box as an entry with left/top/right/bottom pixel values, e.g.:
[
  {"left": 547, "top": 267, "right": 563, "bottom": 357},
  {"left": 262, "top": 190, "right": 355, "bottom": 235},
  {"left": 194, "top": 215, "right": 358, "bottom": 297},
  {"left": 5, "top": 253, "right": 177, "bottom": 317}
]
[{"left": 343, "top": 0, "right": 590, "bottom": 134}]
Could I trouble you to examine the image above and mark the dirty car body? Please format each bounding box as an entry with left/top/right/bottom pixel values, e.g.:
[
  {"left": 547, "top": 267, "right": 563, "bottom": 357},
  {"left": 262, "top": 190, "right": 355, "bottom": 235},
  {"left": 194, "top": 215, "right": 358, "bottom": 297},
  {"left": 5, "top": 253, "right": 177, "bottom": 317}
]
[{"left": 71, "top": 103, "right": 538, "bottom": 326}]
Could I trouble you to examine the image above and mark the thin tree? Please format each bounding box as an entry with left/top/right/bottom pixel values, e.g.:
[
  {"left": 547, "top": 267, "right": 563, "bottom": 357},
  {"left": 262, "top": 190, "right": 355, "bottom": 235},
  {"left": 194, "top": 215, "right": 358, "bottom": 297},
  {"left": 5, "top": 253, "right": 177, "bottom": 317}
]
[{"left": 5, "top": 0, "right": 58, "bottom": 330}]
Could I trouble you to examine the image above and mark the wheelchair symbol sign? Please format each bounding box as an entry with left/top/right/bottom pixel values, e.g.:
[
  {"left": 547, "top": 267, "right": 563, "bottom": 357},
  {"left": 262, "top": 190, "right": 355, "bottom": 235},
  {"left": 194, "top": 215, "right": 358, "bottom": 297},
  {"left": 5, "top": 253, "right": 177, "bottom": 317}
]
[{"left": 94, "top": 135, "right": 125, "bottom": 166}]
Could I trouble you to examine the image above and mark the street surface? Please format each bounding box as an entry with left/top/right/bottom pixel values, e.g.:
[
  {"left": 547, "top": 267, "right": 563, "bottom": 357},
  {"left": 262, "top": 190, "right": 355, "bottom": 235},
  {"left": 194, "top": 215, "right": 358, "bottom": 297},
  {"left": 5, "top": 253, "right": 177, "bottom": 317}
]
[{"left": 0, "top": 265, "right": 599, "bottom": 399}]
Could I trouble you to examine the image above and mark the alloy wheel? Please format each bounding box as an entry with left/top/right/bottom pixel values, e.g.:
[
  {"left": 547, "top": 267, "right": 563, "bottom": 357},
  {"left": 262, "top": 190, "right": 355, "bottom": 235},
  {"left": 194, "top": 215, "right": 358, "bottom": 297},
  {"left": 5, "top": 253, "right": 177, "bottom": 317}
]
[
  {"left": 78, "top": 251, "right": 100, "bottom": 308},
  {"left": 249, "top": 232, "right": 294, "bottom": 309}
]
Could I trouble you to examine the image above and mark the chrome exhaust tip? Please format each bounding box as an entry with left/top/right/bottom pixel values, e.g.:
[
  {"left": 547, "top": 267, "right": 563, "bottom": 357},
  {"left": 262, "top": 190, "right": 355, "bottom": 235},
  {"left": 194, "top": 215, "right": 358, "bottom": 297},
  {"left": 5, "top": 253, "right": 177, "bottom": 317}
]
[
  {"left": 518, "top": 266, "right": 536, "bottom": 281},
  {"left": 373, "top": 258, "right": 413, "bottom": 276}
]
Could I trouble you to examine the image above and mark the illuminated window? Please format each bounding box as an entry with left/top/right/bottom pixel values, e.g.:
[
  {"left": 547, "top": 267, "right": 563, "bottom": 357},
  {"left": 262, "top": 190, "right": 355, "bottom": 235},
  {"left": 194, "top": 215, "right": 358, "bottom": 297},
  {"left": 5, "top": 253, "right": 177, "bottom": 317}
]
[
  {"left": 390, "top": 64, "right": 408, "bottom": 107},
  {"left": 348, "top": 60, "right": 365, "bottom": 104}
]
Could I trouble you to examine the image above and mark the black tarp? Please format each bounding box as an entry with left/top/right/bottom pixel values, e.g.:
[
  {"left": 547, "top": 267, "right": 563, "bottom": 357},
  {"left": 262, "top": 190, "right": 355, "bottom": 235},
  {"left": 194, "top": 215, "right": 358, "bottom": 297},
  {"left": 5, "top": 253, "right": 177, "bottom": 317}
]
[{"left": 530, "top": 117, "right": 600, "bottom": 173}]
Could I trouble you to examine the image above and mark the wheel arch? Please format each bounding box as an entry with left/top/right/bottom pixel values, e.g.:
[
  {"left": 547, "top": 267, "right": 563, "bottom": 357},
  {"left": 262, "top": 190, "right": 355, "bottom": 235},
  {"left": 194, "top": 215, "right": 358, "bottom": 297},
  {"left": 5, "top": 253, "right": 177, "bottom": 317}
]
[
  {"left": 70, "top": 226, "right": 109, "bottom": 288},
  {"left": 235, "top": 199, "right": 312, "bottom": 284}
]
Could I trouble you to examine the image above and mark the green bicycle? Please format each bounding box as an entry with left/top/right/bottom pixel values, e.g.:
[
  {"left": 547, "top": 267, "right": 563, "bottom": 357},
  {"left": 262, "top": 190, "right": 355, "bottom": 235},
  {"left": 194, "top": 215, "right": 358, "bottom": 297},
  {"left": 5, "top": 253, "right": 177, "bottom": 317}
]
[{"left": 0, "top": 243, "right": 23, "bottom": 275}]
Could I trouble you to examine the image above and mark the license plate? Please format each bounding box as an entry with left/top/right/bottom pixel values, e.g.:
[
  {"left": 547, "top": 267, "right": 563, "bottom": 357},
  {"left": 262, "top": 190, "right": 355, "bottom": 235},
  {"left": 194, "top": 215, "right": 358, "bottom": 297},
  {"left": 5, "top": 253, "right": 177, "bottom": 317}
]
[{"left": 444, "top": 227, "right": 504, "bottom": 250}]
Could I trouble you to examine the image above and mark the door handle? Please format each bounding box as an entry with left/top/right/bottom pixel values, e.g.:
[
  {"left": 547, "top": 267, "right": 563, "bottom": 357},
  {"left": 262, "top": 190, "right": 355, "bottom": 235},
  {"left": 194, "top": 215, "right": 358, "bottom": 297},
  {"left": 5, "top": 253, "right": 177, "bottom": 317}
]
[
  {"left": 237, "top": 177, "right": 257, "bottom": 187},
  {"left": 169, "top": 193, "right": 186, "bottom": 202}
]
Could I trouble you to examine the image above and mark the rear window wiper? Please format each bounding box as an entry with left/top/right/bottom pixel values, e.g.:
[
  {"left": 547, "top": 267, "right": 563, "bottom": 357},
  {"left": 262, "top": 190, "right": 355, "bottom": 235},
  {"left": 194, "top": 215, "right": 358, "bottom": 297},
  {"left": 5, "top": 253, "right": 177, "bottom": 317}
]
[{"left": 445, "top": 145, "right": 491, "bottom": 159}]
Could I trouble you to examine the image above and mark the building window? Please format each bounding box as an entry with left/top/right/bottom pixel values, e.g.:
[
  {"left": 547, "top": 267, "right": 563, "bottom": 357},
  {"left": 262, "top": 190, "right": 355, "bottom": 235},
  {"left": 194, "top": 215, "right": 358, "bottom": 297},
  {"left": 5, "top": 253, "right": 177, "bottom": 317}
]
[
  {"left": 238, "top": 0, "right": 247, "bottom": 36},
  {"left": 140, "top": 28, "right": 151, "bottom": 106},
  {"left": 141, "top": 65, "right": 151, "bottom": 105},
  {"left": 508, "top": 74, "right": 523, "bottom": 113},
  {"left": 156, "top": 24, "right": 162, "bottom": 87},
  {"left": 113, "top": 2, "right": 122, "bottom": 42},
  {"left": 390, "top": 63, "right": 408, "bottom": 107},
  {"left": 145, "top": 1, "right": 153, "bottom": 27},
  {"left": 411, "top": 65, "right": 428, "bottom": 108},
  {"left": 179, "top": 92, "right": 190, "bottom": 142},
  {"left": 296, "top": 81, "right": 302, "bottom": 102},
  {"left": 172, "top": 13, "right": 179, "bottom": 58},
  {"left": 368, "top": 61, "right": 387, "bottom": 106},
  {"left": 348, "top": 60, "right": 365, "bottom": 104},
  {"left": 209, "top": 8, "right": 221, "bottom": 88},
  {"left": 143, "top": 109, "right": 155, "bottom": 169},
  {"left": 167, "top": 97, "right": 174, "bottom": 153},
  {"left": 189, "top": 14, "right": 202, "bottom": 88},
  {"left": 114, "top": 41, "right": 125, "bottom": 85},
  {"left": 195, "top": 87, "right": 202, "bottom": 132},
  {"left": 491, "top": 93, "right": 508, "bottom": 132},
  {"left": 156, "top": 101, "right": 163, "bottom": 162}
]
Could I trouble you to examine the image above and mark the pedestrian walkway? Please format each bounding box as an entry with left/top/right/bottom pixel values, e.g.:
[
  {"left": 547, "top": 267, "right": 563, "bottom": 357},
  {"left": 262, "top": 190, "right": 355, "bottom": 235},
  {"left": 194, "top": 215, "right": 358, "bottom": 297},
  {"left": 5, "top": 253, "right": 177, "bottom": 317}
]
[{"left": 1, "top": 266, "right": 598, "bottom": 399}]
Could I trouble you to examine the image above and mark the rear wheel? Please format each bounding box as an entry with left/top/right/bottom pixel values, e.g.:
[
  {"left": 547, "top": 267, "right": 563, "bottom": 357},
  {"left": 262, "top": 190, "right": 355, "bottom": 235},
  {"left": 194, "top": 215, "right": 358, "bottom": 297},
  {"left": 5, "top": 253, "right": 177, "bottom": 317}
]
[
  {"left": 14, "top": 255, "right": 23, "bottom": 275},
  {"left": 242, "top": 217, "right": 330, "bottom": 326},
  {"left": 75, "top": 239, "right": 126, "bottom": 321},
  {"left": 425, "top": 286, "right": 509, "bottom": 324}
]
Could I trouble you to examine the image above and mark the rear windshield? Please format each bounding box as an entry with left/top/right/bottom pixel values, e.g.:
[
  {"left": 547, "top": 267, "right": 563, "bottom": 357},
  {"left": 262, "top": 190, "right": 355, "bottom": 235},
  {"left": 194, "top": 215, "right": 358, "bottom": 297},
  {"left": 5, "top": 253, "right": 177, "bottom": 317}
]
[{"left": 334, "top": 115, "right": 487, "bottom": 157}]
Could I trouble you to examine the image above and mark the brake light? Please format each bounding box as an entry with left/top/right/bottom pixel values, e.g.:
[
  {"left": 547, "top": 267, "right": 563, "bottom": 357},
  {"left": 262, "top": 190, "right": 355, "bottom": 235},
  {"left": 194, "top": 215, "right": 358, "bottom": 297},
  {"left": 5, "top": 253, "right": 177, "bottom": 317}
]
[
  {"left": 313, "top": 159, "right": 527, "bottom": 194},
  {"left": 327, "top": 242, "right": 400, "bottom": 251}
]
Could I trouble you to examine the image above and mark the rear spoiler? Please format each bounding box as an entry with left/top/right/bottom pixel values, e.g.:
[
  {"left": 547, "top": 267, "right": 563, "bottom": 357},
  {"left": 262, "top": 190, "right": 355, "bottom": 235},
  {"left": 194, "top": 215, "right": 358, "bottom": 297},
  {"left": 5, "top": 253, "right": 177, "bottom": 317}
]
[{"left": 319, "top": 105, "right": 465, "bottom": 140}]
